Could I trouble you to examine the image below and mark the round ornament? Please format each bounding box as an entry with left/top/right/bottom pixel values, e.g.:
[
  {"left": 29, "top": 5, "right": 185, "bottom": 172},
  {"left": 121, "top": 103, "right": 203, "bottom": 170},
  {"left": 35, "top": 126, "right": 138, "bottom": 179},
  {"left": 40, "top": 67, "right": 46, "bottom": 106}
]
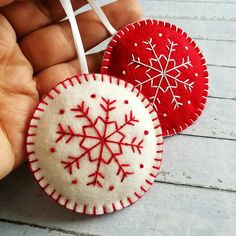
[
  {"left": 26, "top": 74, "right": 163, "bottom": 215},
  {"left": 102, "top": 19, "right": 209, "bottom": 136}
]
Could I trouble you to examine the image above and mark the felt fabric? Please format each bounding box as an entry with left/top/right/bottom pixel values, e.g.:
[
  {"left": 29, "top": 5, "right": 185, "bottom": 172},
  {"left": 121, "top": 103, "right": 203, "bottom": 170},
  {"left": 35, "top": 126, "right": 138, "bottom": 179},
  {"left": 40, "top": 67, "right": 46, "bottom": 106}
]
[
  {"left": 102, "top": 19, "right": 209, "bottom": 136},
  {"left": 26, "top": 74, "right": 163, "bottom": 215}
]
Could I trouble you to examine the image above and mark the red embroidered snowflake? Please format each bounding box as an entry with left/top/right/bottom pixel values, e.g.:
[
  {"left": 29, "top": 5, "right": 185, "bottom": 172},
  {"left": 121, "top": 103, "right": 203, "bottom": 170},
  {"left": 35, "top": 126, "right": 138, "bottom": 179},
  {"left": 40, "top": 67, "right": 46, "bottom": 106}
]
[{"left": 55, "top": 97, "right": 144, "bottom": 188}]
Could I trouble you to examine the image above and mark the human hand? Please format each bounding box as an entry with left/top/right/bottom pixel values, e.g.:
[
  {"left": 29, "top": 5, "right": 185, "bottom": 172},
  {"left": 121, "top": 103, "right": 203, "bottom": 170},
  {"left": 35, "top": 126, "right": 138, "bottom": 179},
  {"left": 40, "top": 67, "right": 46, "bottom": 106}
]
[{"left": 0, "top": 0, "right": 142, "bottom": 180}]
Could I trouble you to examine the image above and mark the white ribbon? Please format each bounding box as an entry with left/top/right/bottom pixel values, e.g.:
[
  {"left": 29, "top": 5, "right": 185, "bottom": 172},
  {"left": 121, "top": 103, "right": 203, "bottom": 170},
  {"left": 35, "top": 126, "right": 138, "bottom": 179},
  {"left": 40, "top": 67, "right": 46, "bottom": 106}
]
[
  {"left": 59, "top": 0, "right": 89, "bottom": 74},
  {"left": 87, "top": 0, "right": 117, "bottom": 36}
]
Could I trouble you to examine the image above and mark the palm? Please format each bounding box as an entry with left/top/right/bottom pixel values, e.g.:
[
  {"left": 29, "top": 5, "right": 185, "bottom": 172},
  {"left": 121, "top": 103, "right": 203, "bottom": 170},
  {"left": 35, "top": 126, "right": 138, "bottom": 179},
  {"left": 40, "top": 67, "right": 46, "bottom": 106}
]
[
  {"left": 0, "top": 16, "right": 38, "bottom": 178},
  {"left": 0, "top": 0, "right": 142, "bottom": 180}
]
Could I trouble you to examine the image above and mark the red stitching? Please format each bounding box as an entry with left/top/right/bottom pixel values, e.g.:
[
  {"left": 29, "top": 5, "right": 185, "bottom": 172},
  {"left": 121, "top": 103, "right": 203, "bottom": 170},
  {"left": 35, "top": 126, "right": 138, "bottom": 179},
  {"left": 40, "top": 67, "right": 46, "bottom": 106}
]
[
  {"left": 65, "top": 199, "right": 69, "bottom": 207},
  {"left": 27, "top": 151, "right": 35, "bottom": 155},
  {"left": 84, "top": 74, "right": 89, "bottom": 81},
  {"left": 127, "top": 197, "right": 132, "bottom": 204},
  {"left": 146, "top": 179, "right": 152, "bottom": 185},
  {"left": 56, "top": 194, "right": 62, "bottom": 203},
  {"left": 101, "top": 19, "right": 209, "bottom": 137},
  {"left": 62, "top": 82, "right": 67, "bottom": 89},
  {"left": 36, "top": 107, "right": 44, "bottom": 112},
  {"left": 53, "top": 88, "right": 60, "bottom": 94},
  {"left": 50, "top": 189, "right": 56, "bottom": 197},
  {"left": 50, "top": 147, "right": 56, "bottom": 153},
  {"left": 56, "top": 97, "right": 144, "bottom": 186},
  {"left": 140, "top": 186, "right": 147, "bottom": 193},
  {"left": 103, "top": 205, "right": 107, "bottom": 214},
  {"left": 38, "top": 176, "right": 44, "bottom": 182},
  {"left": 120, "top": 200, "right": 124, "bottom": 208},
  {"left": 93, "top": 206, "right": 96, "bottom": 215},
  {"left": 71, "top": 179, "right": 78, "bottom": 185},
  {"left": 73, "top": 203, "right": 77, "bottom": 211},
  {"left": 109, "top": 185, "right": 114, "bottom": 191},
  {"left": 83, "top": 205, "right": 87, "bottom": 214},
  {"left": 150, "top": 173, "right": 157, "bottom": 178},
  {"left": 43, "top": 184, "right": 49, "bottom": 190},
  {"left": 47, "top": 93, "right": 54, "bottom": 100},
  {"left": 112, "top": 203, "right": 116, "bottom": 211},
  {"left": 75, "top": 76, "right": 81, "bottom": 84},
  {"left": 32, "top": 168, "right": 41, "bottom": 174},
  {"left": 32, "top": 116, "right": 40, "bottom": 120},
  {"left": 26, "top": 142, "right": 34, "bottom": 145},
  {"left": 29, "top": 159, "right": 38, "bottom": 164},
  {"left": 41, "top": 100, "right": 48, "bottom": 105},
  {"left": 59, "top": 109, "right": 65, "bottom": 115},
  {"left": 27, "top": 73, "right": 163, "bottom": 215},
  {"left": 134, "top": 192, "right": 140, "bottom": 199},
  {"left": 156, "top": 150, "right": 163, "bottom": 154},
  {"left": 69, "top": 79, "right": 74, "bottom": 86}
]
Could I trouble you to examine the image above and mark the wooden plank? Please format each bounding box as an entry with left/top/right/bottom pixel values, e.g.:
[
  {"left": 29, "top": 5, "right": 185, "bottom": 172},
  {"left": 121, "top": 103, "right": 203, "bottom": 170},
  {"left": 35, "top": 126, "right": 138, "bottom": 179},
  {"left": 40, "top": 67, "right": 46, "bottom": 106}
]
[
  {"left": 208, "top": 66, "right": 236, "bottom": 100},
  {"left": 141, "top": 0, "right": 236, "bottom": 21},
  {"left": 152, "top": 18, "right": 236, "bottom": 42},
  {"left": 0, "top": 167, "right": 236, "bottom": 236},
  {"left": 159, "top": 135, "right": 236, "bottom": 190},
  {"left": 197, "top": 40, "right": 236, "bottom": 67},
  {"left": 183, "top": 97, "right": 236, "bottom": 140},
  {"left": 0, "top": 221, "right": 81, "bottom": 236},
  {"left": 82, "top": 1, "right": 236, "bottom": 43},
  {"left": 154, "top": 0, "right": 236, "bottom": 3},
  {"left": 154, "top": 0, "right": 236, "bottom": 4}
]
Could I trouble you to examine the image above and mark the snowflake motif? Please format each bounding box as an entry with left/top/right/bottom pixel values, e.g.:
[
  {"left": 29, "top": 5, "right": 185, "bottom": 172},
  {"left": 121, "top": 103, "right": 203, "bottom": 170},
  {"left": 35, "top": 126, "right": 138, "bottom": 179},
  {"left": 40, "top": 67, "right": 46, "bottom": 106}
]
[
  {"left": 129, "top": 38, "right": 194, "bottom": 110},
  {"left": 55, "top": 97, "right": 144, "bottom": 188}
]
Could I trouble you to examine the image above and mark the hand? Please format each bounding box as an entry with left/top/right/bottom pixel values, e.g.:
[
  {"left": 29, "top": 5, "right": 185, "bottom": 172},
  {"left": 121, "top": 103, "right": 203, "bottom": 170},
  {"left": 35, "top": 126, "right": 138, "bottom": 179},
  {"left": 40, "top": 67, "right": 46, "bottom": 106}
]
[{"left": 0, "top": 0, "right": 142, "bottom": 180}]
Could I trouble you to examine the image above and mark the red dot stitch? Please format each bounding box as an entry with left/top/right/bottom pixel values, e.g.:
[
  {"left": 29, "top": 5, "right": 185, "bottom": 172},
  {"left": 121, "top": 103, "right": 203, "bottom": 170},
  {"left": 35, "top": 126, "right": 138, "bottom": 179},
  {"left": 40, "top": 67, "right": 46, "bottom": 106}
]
[
  {"left": 72, "top": 179, "right": 78, "bottom": 185},
  {"left": 59, "top": 109, "right": 65, "bottom": 115},
  {"left": 144, "top": 130, "right": 149, "bottom": 135},
  {"left": 109, "top": 185, "right": 114, "bottom": 191},
  {"left": 26, "top": 73, "right": 163, "bottom": 215},
  {"left": 50, "top": 147, "right": 56, "bottom": 153},
  {"left": 101, "top": 19, "right": 208, "bottom": 137}
]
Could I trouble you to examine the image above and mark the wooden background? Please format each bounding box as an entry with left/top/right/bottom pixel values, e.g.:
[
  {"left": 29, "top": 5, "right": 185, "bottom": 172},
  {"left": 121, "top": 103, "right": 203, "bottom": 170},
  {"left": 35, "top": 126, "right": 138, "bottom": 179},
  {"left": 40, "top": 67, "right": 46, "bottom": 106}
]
[{"left": 0, "top": 0, "right": 236, "bottom": 235}]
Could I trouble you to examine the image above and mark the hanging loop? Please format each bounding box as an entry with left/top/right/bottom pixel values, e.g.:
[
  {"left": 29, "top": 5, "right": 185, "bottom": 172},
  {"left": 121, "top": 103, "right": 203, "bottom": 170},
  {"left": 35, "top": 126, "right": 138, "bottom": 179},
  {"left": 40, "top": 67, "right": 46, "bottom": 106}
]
[
  {"left": 59, "top": 0, "right": 89, "bottom": 74},
  {"left": 87, "top": 0, "right": 117, "bottom": 36}
]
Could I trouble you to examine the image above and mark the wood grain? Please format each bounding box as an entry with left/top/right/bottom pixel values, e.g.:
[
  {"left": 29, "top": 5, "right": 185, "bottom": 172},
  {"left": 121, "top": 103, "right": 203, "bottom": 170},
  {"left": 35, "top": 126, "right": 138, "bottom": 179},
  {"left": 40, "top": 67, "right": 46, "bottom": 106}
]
[{"left": 0, "top": 166, "right": 236, "bottom": 236}]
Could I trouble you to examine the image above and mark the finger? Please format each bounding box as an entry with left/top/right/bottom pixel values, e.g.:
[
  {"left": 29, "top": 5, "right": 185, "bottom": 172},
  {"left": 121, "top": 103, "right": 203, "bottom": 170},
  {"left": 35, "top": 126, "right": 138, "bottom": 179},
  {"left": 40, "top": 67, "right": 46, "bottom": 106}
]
[
  {"left": 0, "top": 123, "right": 15, "bottom": 180},
  {"left": 19, "top": 0, "right": 143, "bottom": 73},
  {"left": 0, "top": 0, "right": 13, "bottom": 7},
  {"left": 0, "top": 0, "right": 87, "bottom": 37},
  {"left": 35, "top": 51, "right": 103, "bottom": 96}
]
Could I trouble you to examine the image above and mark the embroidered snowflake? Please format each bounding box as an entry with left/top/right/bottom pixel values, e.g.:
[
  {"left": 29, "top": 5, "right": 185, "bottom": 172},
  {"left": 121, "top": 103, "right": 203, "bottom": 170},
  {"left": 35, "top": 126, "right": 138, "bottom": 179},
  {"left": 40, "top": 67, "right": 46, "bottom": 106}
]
[
  {"left": 129, "top": 38, "right": 194, "bottom": 110},
  {"left": 55, "top": 97, "right": 144, "bottom": 188}
]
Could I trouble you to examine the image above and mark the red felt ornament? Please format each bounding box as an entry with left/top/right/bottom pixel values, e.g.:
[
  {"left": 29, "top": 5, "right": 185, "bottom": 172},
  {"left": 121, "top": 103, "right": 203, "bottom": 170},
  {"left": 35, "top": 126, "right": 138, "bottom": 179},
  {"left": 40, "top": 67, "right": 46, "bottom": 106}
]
[{"left": 102, "top": 19, "right": 209, "bottom": 136}]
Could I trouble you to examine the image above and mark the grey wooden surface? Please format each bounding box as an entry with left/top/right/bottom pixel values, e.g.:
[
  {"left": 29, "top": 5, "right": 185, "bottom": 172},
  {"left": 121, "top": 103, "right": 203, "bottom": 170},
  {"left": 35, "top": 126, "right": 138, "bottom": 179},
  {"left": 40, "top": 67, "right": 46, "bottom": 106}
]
[{"left": 0, "top": 0, "right": 236, "bottom": 235}]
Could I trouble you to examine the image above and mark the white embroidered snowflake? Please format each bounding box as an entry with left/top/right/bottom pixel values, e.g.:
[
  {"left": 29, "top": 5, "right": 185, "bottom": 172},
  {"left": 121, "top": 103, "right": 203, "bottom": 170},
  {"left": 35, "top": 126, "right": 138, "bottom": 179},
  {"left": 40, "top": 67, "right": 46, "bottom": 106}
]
[
  {"left": 55, "top": 97, "right": 144, "bottom": 188},
  {"left": 129, "top": 38, "right": 194, "bottom": 110}
]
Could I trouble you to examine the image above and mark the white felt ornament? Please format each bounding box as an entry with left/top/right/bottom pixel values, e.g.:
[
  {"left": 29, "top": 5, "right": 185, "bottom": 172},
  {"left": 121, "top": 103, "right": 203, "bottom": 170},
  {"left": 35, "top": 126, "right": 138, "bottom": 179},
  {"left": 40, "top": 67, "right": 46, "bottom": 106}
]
[{"left": 26, "top": 0, "right": 164, "bottom": 215}]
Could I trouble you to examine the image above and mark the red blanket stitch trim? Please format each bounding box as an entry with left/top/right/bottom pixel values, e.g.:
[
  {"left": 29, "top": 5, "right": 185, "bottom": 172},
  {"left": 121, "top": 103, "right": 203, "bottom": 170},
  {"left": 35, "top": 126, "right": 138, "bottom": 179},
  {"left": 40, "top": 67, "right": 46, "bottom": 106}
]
[{"left": 26, "top": 73, "right": 163, "bottom": 215}]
